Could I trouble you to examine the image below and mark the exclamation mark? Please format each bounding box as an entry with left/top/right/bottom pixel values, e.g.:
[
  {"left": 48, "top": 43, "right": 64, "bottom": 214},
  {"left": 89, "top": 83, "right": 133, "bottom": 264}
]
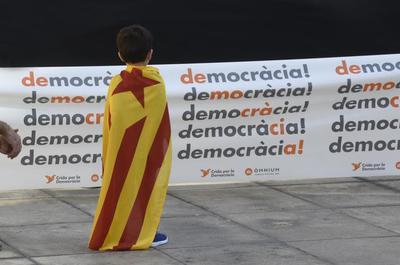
[
  {"left": 303, "top": 64, "right": 310, "bottom": 78},
  {"left": 302, "top": 101, "right": 309, "bottom": 112},
  {"left": 300, "top": 118, "right": 306, "bottom": 134},
  {"left": 306, "top": 82, "right": 313, "bottom": 95},
  {"left": 298, "top": 139, "right": 304, "bottom": 154}
]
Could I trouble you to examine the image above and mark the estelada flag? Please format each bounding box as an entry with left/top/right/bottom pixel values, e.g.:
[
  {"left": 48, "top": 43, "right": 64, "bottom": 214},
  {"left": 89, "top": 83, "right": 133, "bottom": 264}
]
[{"left": 88, "top": 65, "right": 172, "bottom": 250}]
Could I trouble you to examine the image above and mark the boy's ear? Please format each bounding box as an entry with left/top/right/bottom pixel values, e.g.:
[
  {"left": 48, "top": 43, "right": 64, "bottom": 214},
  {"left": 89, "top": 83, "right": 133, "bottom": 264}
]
[
  {"left": 146, "top": 49, "right": 153, "bottom": 64},
  {"left": 118, "top": 52, "right": 125, "bottom": 63}
]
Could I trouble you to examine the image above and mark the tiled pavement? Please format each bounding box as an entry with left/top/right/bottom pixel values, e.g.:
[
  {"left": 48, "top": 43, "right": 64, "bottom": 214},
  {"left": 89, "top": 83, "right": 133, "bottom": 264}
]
[{"left": 1, "top": 176, "right": 400, "bottom": 265}]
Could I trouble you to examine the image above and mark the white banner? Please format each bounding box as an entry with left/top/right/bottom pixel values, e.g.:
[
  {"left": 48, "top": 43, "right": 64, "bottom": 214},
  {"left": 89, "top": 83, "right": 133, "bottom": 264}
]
[{"left": 1, "top": 54, "right": 400, "bottom": 190}]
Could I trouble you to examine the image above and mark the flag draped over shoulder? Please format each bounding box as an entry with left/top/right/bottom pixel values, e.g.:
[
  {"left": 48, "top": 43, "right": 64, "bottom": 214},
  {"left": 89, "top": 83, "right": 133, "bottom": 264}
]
[{"left": 88, "top": 65, "right": 172, "bottom": 251}]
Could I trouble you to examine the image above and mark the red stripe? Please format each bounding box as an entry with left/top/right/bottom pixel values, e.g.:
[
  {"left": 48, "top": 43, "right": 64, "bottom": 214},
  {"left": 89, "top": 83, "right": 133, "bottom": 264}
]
[
  {"left": 89, "top": 117, "right": 146, "bottom": 250},
  {"left": 114, "top": 107, "right": 171, "bottom": 250},
  {"left": 102, "top": 105, "right": 111, "bottom": 178}
]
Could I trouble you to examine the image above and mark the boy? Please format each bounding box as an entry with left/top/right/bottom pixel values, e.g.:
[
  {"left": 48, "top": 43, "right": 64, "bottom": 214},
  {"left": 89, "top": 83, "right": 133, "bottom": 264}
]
[{"left": 88, "top": 25, "right": 172, "bottom": 250}]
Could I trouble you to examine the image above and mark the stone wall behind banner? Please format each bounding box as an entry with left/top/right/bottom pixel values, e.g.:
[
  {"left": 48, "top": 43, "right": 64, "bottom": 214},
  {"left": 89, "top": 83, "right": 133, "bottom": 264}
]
[{"left": 1, "top": 54, "right": 400, "bottom": 190}]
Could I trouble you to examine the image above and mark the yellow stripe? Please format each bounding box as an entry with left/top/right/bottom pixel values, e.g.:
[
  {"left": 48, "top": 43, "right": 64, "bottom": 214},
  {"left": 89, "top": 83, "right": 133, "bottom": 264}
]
[
  {"left": 132, "top": 141, "right": 172, "bottom": 249},
  {"left": 89, "top": 76, "right": 121, "bottom": 240}
]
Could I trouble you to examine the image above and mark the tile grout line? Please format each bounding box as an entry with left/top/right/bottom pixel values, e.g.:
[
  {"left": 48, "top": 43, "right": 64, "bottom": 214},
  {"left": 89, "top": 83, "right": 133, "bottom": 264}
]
[
  {"left": 155, "top": 234, "right": 400, "bottom": 251},
  {"left": 21, "top": 248, "right": 186, "bottom": 264},
  {"left": 39, "top": 189, "right": 94, "bottom": 217},
  {"left": 328, "top": 203, "right": 400, "bottom": 209},
  {"left": 255, "top": 181, "right": 329, "bottom": 209},
  {"left": 167, "top": 192, "right": 337, "bottom": 265},
  {"left": 24, "top": 249, "right": 184, "bottom": 264},
  {"left": 24, "top": 251, "right": 111, "bottom": 259},
  {"left": 154, "top": 248, "right": 188, "bottom": 265},
  {"left": 261, "top": 179, "right": 362, "bottom": 187},
  {"left": 355, "top": 177, "right": 400, "bottom": 193},
  {"left": 255, "top": 181, "right": 400, "bottom": 236},
  {"left": 0, "top": 236, "right": 42, "bottom": 265},
  {"left": 285, "top": 234, "right": 400, "bottom": 243},
  {"left": 0, "top": 221, "right": 91, "bottom": 229},
  {"left": 356, "top": 178, "right": 400, "bottom": 183}
]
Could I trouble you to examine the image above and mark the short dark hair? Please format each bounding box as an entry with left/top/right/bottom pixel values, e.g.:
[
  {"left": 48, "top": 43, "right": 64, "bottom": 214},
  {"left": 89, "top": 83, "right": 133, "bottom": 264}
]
[{"left": 116, "top": 25, "right": 153, "bottom": 63}]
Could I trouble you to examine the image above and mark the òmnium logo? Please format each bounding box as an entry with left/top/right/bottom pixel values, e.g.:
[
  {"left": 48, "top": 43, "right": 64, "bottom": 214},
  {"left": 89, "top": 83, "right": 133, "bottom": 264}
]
[
  {"left": 91, "top": 174, "right": 100, "bottom": 182},
  {"left": 245, "top": 168, "right": 253, "bottom": 176},
  {"left": 200, "top": 168, "right": 235, "bottom": 178},
  {"left": 45, "top": 175, "right": 81, "bottom": 184},
  {"left": 353, "top": 162, "right": 386, "bottom": 172},
  {"left": 245, "top": 167, "right": 280, "bottom": 176}
]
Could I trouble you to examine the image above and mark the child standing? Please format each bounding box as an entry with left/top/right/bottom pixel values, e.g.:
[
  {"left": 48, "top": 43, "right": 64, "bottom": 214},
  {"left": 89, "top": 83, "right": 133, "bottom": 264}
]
[{"left": 89, "top": 25, "right": 171, "bottom": 250}]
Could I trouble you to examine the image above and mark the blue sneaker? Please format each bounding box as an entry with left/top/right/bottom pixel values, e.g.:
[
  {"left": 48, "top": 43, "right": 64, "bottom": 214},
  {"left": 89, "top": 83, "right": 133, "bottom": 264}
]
[{"left": 151, "top": 232, "right": 168, "bottom": 247}]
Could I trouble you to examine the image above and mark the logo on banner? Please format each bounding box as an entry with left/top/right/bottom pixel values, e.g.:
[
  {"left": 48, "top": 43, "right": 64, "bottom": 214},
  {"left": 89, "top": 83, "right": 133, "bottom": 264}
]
[
  {"left": 352, "top": 162, "right": 362, "bottom": 171},
  {"left": 395, "top": 161, "right": 400, "bottom": 170},
  {"left": 352, "top": 162, "right": 386, "bottom": 172},
  {"left": 91, "top": 174, "right": 100, "bottom": 182},
  {"left": 200, "top": 169, "right": 211, "bottom": 177},
  {"left": 245, "top": 167, "right": 280, "bottom": 176},
  {"left": 44, "top": 175, "right": 81, "bottom": 184},
  {"left": 245, "top": 168, "right": 253, "bottom": 176},
  {"left": 200, "top": 168, "right": 235, "bottom": 178},
  {"left": 45, "top": 175, "right": 55, "bottom": 184}
]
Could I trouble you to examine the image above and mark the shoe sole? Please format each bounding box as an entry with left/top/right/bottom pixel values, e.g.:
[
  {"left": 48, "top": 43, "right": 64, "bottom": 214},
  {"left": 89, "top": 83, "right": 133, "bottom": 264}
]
[{"left": 151, "top": 237, "right": 168, "bottom": 247}]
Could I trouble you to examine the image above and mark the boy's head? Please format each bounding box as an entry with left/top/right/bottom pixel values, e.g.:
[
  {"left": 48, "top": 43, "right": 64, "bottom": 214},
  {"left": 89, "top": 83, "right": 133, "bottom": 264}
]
[{"left": 117, "top": 25, "right": 153, "bottom": 65}]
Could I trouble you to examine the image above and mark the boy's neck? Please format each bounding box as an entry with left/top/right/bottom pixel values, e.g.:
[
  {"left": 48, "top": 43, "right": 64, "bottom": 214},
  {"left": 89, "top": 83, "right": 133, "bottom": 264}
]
[{"left": 127, "top": 61, "right": 147, "bottom": 67}]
